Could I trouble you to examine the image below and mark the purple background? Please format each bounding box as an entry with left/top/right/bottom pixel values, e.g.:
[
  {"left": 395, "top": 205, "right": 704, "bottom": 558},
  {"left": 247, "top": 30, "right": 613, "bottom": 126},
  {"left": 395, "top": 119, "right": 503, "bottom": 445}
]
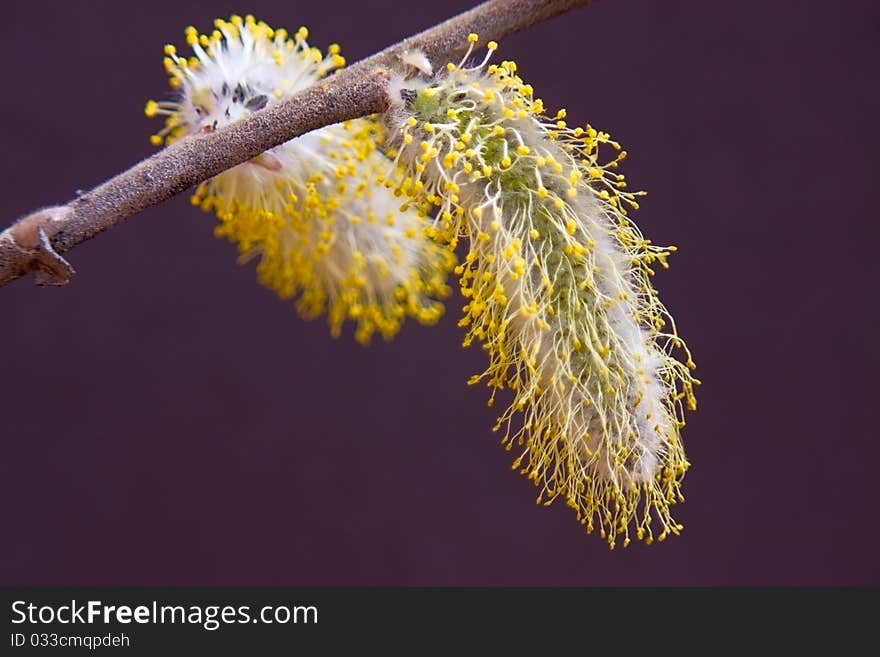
[{"left": 2, "top": 1, "right": 877, "bottom": 585}]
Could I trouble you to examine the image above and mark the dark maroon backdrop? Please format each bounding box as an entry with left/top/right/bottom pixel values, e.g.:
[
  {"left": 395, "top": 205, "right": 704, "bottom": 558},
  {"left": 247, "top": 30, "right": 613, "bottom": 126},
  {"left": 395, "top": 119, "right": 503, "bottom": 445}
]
[{"left": 2, "top": 1, "right": 877, "bottom": 585}]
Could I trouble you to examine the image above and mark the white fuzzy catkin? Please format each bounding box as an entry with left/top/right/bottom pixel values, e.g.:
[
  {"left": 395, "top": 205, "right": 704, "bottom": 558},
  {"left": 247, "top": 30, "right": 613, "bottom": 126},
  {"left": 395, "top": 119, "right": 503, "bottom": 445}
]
[{"left": 146, "top": 16, "right": 453, "bottom": 344}]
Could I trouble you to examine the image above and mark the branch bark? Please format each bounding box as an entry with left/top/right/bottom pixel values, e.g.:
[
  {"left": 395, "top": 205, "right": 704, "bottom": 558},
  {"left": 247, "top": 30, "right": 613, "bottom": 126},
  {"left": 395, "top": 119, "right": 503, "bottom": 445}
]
[{"left": 0, "top": 0, "right": 590, "bottom": 288}]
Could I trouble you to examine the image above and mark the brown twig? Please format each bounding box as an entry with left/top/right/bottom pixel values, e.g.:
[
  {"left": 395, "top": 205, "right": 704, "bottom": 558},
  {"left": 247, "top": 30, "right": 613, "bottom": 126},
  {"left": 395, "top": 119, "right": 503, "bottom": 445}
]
[{"left": 0, "top": 0, "right": 589, "bottom": 288}]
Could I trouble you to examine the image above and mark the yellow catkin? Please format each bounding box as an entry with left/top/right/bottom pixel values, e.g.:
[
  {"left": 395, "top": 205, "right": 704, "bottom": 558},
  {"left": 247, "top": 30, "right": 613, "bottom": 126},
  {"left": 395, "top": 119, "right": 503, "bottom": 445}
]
[
  {"left": 146, "top": 16, "right": 454, "bottom": 344},
  {"left": 385, "top": 39, "right": 699, "bottom": 547}
]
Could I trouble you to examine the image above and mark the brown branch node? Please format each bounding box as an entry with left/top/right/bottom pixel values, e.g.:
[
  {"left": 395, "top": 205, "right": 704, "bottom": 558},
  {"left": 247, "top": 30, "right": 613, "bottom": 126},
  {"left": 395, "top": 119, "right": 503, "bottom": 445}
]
[{"left": 3, "top": 207, "right": 75, "bottom": 286}]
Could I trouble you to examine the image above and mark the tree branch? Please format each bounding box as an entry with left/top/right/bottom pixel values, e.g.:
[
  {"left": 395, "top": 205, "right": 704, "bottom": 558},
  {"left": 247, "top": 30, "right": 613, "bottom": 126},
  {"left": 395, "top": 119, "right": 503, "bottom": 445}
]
[{"left": 0, "top": 0, "right": 590, "bottom": 288}]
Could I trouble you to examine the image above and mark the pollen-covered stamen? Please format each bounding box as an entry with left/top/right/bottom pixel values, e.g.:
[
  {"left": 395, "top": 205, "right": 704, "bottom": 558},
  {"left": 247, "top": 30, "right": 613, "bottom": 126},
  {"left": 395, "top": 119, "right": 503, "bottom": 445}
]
[
  {"left": 147, "top": 16, "right": 454, "bottom": 344},
  {"left": 385, "top": 39, "right": 699, "bottom": 547}
]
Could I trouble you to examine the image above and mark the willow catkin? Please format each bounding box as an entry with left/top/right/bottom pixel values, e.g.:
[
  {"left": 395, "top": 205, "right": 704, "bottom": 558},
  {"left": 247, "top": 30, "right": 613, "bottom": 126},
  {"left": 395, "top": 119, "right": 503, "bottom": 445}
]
[
  {"left": 146, "top": 15, "right": 454, "bottom": 344},
  {"left": 384, "top": 37, "right": 699, "bottom": 547}
]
